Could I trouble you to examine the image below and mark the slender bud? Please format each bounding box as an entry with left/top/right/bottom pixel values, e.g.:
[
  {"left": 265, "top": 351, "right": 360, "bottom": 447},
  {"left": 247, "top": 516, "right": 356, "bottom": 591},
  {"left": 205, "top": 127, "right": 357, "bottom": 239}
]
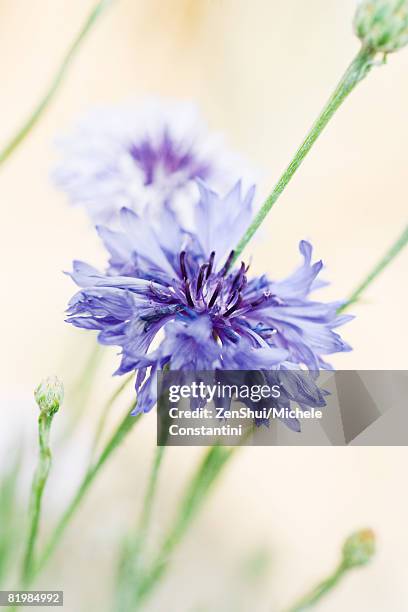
[
  {"left": 355, "top": 0, "right": 408, "bottom": 54},
  {"left": 34, "top": 376, "right": 64, "bottom": 417},
  {"left": 342, "top": 529, "right": 376, "bottom": 568}
]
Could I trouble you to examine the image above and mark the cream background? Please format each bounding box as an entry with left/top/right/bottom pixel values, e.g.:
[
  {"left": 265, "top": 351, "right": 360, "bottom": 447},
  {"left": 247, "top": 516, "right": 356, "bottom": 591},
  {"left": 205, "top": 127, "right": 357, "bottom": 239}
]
[{"left": 0, "top": 1, "right": 407, "bottom": 610}]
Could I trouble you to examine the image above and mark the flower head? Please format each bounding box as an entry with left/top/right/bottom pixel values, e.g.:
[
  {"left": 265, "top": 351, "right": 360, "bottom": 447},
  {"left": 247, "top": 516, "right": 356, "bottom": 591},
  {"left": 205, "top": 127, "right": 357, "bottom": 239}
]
[
  {"left": 66, "top": 181, "right": 352, "bottom": 416},
  {"left": 54, "top": 98, "right": 252, "bottom": 226},
  {"left": 355, "top": 0, "right": 408, "bottom": 54},
  {"left": 34, "top": 376, "right": 64, "bottom": 417},
  {"left": 342, "top": 529, "right": 376, "bottom": 568}
]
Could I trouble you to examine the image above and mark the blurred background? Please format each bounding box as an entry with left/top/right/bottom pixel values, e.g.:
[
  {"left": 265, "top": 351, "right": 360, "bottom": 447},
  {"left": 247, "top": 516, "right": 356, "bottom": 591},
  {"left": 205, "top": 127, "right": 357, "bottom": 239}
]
[{"left": 0, "top": 0, "right": 407, "bottom": 610}]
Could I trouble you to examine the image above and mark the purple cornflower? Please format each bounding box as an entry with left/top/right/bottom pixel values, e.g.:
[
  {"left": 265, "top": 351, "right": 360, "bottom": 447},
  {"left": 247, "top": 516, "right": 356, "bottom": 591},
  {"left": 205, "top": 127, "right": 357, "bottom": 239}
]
[
  {"left": 66, "top": 181, "right": 352, "bottom": 416},
  {"left": 53, "top": 98, "right": 252, "bottom": 225}
]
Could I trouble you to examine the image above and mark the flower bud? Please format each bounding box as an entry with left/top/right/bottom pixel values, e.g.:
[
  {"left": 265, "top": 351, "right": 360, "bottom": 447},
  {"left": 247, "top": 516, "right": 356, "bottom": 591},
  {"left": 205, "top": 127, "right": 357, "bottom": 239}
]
[
  {"left": 355, "top": 0, "right": 408, "bottom": 54},
  {"left": 342, "top": 529, "right": 376, "bottom": 568},
  {"left": 34, "top": 376, "right": 64, "bottom": 417}
]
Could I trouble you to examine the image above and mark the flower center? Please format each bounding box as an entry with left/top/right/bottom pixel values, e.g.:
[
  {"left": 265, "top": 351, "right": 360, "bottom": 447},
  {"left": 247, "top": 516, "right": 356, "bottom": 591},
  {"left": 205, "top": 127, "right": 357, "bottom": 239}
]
[
  {"left": 143, "top": 250, "right": 273, "bottom": 335},
  {"left": 178, "top": 250, "right": 251, "bottom": 319},
  {"left": 129, "top": 130, "right": 211, "bottom": 187}
]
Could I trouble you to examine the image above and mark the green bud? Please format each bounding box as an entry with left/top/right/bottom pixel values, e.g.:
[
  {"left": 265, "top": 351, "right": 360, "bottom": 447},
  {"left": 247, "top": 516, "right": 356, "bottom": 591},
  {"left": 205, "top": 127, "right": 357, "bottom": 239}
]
[
  {"left": 34, "top": 376, "right": 64, "bottom": 417},
  {"left": 355, "top": 0, "right": 408, "bottom": 53},
  {"left": 342, "top": 529, "right": 376, "bottom": 568}
]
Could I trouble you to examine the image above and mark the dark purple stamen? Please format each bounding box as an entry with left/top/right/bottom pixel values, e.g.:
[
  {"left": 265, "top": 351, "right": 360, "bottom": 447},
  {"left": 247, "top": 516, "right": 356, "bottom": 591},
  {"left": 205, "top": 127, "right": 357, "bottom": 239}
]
[
  {"left": 231, "top": 262, "right": 246, "bottom": 292},
  {"left": 223, "top": 296, "right": 242, "bottom": 317},
  {"left": 208, "top": 282, "right": 222, "bottom": 308},
  {"left": 219, "top": 250, "right": 235, "bottom": 276},
  {"left": 206, "top": 251, "right": 215, "bottom": 279},
  {"left": 179, "top": 251, "right": 188, "bottom": 281},
  {"left": 184, "top": 280, "right": 195, "bottom": 307},
  {"left": 196, "top": 264, "right": 207, "bottom": 297}
]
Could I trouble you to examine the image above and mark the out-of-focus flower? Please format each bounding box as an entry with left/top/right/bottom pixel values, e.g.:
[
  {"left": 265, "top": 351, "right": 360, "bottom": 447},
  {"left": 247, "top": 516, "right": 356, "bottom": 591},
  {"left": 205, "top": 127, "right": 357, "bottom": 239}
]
[
  {"left": 65, "top": 181, "right": 352, "bottom": 416},
  {"left": 53, "top": 98, "right": 252, "bottom": 226},
  {"left": 34, "top": 376, "right": 64, "bottom": 417},
  {"left": 342, "top": 529, "right": 376, "bottom": 568},
  {"left": 355, "top": 0, "right": 408, "bottom": 54}
]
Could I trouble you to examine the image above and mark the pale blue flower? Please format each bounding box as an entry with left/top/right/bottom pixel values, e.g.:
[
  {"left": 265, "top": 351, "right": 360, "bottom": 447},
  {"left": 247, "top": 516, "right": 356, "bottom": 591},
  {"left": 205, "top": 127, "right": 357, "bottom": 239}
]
[{"left": 66, "top": 181, "right": 352, "bottom": 414}]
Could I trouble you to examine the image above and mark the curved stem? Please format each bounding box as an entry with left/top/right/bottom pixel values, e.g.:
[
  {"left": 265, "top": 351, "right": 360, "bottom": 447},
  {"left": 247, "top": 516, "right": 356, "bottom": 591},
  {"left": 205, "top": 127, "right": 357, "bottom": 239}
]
[
  {"left": 22, "top": 414, "right": 54, "bottom": 585},
  {"left": 0, "top": 0, "right": 117, "bottom": 166},
  {"left": 284, "top": 562, "right": 348, "bottom": 612},
  {"left": 34, "top": 399, "right": 140, "bottom": 579},
  {"left": 339, "top": 224, "right": 408, "bottom": 312},
  {"left": 231, "top": 46, "right": 376, "bottom": 265}
]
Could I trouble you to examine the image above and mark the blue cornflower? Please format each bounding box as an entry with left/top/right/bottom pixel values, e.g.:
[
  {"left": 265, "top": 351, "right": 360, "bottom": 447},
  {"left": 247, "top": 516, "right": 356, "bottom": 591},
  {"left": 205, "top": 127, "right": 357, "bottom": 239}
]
[
  {"left": 66, "top": 181, "right": 352, "bottom": 415},
  {"left": 53, "top": 98, "right": 252, "bottom": 225}
]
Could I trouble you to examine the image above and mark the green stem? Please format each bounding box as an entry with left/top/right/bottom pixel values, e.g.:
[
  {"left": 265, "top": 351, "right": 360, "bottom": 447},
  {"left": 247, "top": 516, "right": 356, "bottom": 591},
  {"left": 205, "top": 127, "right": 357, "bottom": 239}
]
[
  {"left": 339, "top": 224, "right": 408, "bottom": 312},
  {"left": 115, "top": 445, "right": 166, "bottom": 612},
  {"left": 34, "top": 400, "right": 140, "bottom": 579},
  {"left": 231, "top": 45, "right": 376, "bottom": 265},
  {"left": 71, "top": 343, "right": 104, "bottom": 408},
  {"left": 0, "top": 0, "right": 116, "bottom": 166},
  {"left": 132, "top": 445, "right": 236, "bottom": 608},
  {"left": 284, "top": 562, "right": 348, "bottom": 612},
  {"left": 88, "top": 372, "right": 134, "bottom": 463},
  {"left": 0, "top": 453, "right": 22, "bottom": 588},
  {"left": 138, "top": 446, "right": 166, "bottom": 541},
  {"left": 22, "top": 413, "right": 54, "bottom": 586}
]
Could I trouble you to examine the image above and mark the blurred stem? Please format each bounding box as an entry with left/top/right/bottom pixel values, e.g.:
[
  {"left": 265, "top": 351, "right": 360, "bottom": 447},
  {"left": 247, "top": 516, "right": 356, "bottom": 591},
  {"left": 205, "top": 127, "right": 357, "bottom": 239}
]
[
  {"left": 338, "top": 224, "right": 408, "bottom": 312},
  {"left": 0, "top": 454, "right": 22, "bottom": 587},
  {"left": 89, "top": 372, "right": 134, "bottom": 463},
  {"left": 138, "top": 446, "right": 166, "bottom": 543},
  {"left": 22, "top": 413, "right": 55, "bottom": 586},
  {"left": 285, "top": 528, "right": 375, "bottom": 610},
  {"left": 284, "top": 562, "right": 348, "bottom": 611},
  {"left": 71, "top": 343, "right": 104, "bottom": 408},
  {"left": 135, "top": 385, "right": 171, "bottom": 545},
  {"left": 0, "top": 0, "right": 117, "bottom": 167},
  {"left": 132, "top": 445, "right": 237, "bottom": 608},
  {"left": 59, "top": 344, "right": 104, "bottom": 443},
  {"left": 231, "top": 45, "right": 376, "bottom": 265},
  {"left": 35, "top": 398, "right": 140, "bottom": 579},
  {"left": 116, "top": 445, "right": 166, "bottom": 612}
]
